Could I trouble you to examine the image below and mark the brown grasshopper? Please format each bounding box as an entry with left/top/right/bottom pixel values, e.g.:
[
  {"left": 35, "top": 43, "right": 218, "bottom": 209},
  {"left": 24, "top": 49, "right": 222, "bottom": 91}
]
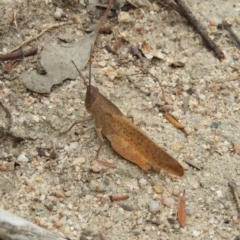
[{"left": 69, "top": 58, "right": 184, "bottom": 177}]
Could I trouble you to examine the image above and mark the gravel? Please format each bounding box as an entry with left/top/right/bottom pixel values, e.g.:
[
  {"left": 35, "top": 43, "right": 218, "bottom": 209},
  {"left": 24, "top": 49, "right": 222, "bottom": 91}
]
[{"left": 0, "top": 0, "right": 240, "bottom": 240}]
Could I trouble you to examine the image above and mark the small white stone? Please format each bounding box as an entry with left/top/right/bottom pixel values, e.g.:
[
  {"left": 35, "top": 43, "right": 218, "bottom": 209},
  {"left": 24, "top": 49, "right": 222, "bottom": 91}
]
[
  {"left": 72, "top": 157, "right": 85, "bottom": 166},
  {"left": 148, "top": 200, "right": 160, "bottom": 214},
  {"left": 17, "top": 154, "right": 29, "bottom": 162},
  {"left": 118, "top": 12, "right": 131, "bottom": 23},
  {"left": 192, "top": 230, "right": 201, "bottom": 237},
  {"left": 161, "top": 197, "right": 175, "bottom": 207},
  {"left": 32, "top": 115, "right": 40, "bottom": 122},
  {"left": 139, "top": 178, "right": 147, "bottom": 187},
  {"left": 209, "top": 229, "right": 215, "bottom": 235},
  {"left": 108, "top": 71, "right": 117, "bottom": 81},
  {"left": 69, "top": 142, "right": 77, "bottom": 150},
  {"left": 40, "top": 194, "right": 45, "bottom": 201},
  {"left": 98, "top": 61, "right": 106, "bottom": 68},
  {"left": 216, "top": 190, "right": 223, "bottom": 197}
]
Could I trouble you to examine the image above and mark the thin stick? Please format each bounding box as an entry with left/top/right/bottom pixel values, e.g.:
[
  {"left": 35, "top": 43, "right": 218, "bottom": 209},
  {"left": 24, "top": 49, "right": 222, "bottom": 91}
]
[
  {"left": 0, "top": 102, "right": 12, "bottom": 141},
  {"left": 96, "top": 0, "right": 114, "bottom": 34},
  {"left": 105, "top": 45, "right": 118, "bottom": 55},
  {"left": 109, "top": 195, "right": 129, "bottom": 202},
  {"left": 0, "top": 209, "right": 70, "bottom": 240},
  {"left": 173, "top": 0, "right": 225, "bottom": 61},
  {"left": 228, "top": 181, "right": 240, "bottom": 214},
  {"left": 183, "top": 158, "right": 201, "bottom": 170},
  {"left": 0, "top": 47, "right": 38, "bottom": 61},
  {"left": 113, "top": 37, "right": 123, "bottom": 51},
  {"left": 222, "top": 21, "right": 240, "bottom": 49},
  {"left": 1, "top": 21, "right": 72, "bottom": 54}
]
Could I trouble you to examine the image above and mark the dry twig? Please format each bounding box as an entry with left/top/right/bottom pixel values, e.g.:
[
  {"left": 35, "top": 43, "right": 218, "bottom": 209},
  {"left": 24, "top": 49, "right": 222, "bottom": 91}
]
[
  {"left": 110, "top": 195, "right": 129, "bottom": 201},
  {"left": 0, "top": 102, "right": 12, "bottom": 141},
  {"left": 173, "top": 0, "right": 225, "bottom": 61},
  {"left": 96, "top": 0, "right": 114, "bottom": 34},
  {"left": 105, "top": 45, "right": 118, "bottom": 55},
  {"left": 0, "top": 47, "right": 38, "bottom": 61},
  {"left": 183, "top": 158, "right": 201, "bottom": 170},
  {"left": 0, "top": 21, "right": 73, "bottom": 54},
  {"left": 222, "top": 20, "right": 240, "bottom": 49}
]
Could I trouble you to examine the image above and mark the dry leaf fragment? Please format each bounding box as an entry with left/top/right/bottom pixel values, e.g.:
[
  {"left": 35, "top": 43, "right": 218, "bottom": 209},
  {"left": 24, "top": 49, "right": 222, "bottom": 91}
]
[
  {"left": 177, "top": 190, "right": 186, "bottom": 227},
  {"left": 163, "top": 113, "right": 184, "bottom": 129},
  {"left": 141, "top": 43, "right": 165, "bottom": 60},
  {"left": 3, "top": 62, "right": 19, "bottom": 73}
]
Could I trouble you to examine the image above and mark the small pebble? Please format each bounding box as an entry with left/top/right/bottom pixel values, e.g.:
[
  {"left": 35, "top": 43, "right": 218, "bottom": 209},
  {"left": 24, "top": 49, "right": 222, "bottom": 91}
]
[
  {"left": 192, "top": 230, "right": 201, "bottom": 237},
  {"left": 209, "top": 18, "right": 218, "bottom": 26},
  {"left": 54, "top": 221, "right": 63, "bottom": 228},
  {"left": 173, "top": 188, "right": 181, "bottom": 197},
  {"left": 161, "top": 197, "right": 175, "bottom": 207},
  {"left": 65, "top": 191, "right": 72, "bottom": 197},
  {"left": 35, "top": 177, "right": 41, "bottom": 182},
  {"left": 185, "top": 206, "right": 195, "bottom": 216},
  {"left": 98, "top": 61, "right": 106, "bottom": 67},
  {"left": 139, "top": 178, "right": 147, "bottom": 187},
  {"left": 209, "top": 229, "right": 215, "bottom": 235},
  {"left": 133, "top": 231, "right": 141, "bottom": 236},
  {"left": 118, "top": 12, "right": 131, "bottom": 23},
  {"left": 53, "top": 7, "right": 64, "bottom": 20},
  {"left": 108, "top": 72, "right": 117, "bottom": 81},
  {"left": 101, "top": 197, "right": 108, "bottom": 206},
  {"left": 148, "top": 200, "right": 160, "bottom": 214},
  {"left": 45, "top": 203, "right": 53, "bottom": 211},
  {"left": 90, "top": 162, "right": 102, "bottom": 173},
  {"left": 171, "top": 144, "right": 183, "bottom": 152},
  {"left": 137, "top": 218, "right": 143, "bottom": 225},
  {"left": 59, "top": 211, "right": 65, "bottom": 217},
  {"left": 34, "top": 218, "right": 40, "bottom": 225},
  {"left": 17, "top": 154, "right": 29, "bottom": 162},
  {"left": 0, "top": 165, "right": 7, "bottom": 171},
  {"left": 120, "top": 204, "right": 134, "bottom": 211},
  {"left": 53, "top": 11, "right": 62, "bottom": 20},
  {"left": 72, "top": 157, "right": 85, "bottom": 166},
  {"left": 153, "top": 184, "right": 163, "bottom": 194},
  {"left": 235, "top": 16, "right": 240, "bottom": 24},
  {"left": 192, "top": 182, "right": 199, "bottom": 189},
  {"left": 40, "top": 194, "right": 45, "bottom": 201},
  {"left": 55, "top": 191, "right": 64, "bottom": 198}
]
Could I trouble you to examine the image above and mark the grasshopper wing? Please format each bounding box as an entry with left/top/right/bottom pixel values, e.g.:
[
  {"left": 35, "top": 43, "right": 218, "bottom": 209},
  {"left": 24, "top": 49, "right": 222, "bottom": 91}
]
[{"left": 103, "top": 113, "right": 184, "bottom": 177}]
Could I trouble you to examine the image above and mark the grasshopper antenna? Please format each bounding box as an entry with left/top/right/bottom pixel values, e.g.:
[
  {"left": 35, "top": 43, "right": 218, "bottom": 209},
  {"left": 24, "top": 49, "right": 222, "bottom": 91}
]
[
  {"left": 89, "top": 45, "right": 94, "bottom": 86},
  {"left": 71, "top": 60, "right": 88, "bottom": 87}
]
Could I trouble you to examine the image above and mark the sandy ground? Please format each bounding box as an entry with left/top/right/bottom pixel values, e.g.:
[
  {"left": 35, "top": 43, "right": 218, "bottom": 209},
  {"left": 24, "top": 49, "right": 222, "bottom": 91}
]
[{"left": 0, "top": 0, "right": 240, "bottom": 240}]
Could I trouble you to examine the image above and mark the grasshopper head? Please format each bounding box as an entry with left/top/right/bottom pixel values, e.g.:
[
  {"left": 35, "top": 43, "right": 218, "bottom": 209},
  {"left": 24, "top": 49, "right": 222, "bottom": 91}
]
[{"left": 85, "top": 85, "right": 99, "bottom": 111}]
